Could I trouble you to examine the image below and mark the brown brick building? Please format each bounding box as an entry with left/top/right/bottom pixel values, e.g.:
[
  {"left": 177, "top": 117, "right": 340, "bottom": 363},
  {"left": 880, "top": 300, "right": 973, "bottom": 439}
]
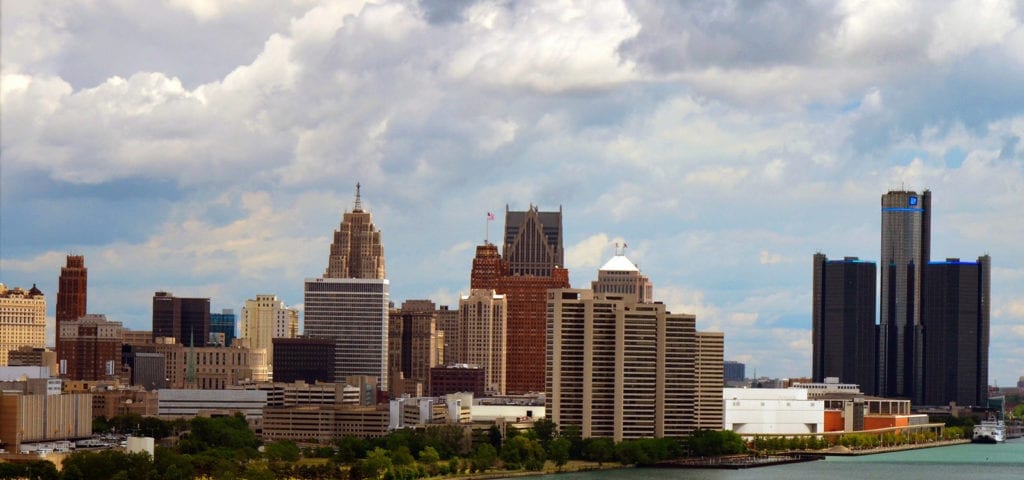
[
  {"left": 58, "top": 314, "right": 123, "bottom": 380},
  {"left": 470, "top": 239, "right": 569, "bottom": 394},
  {"left": 56, "top": 255, "right": 88, "bottom": 352}
]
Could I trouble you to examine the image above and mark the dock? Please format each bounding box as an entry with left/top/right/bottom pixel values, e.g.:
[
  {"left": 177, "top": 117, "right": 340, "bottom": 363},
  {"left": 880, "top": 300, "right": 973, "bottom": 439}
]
[{"left": 652, "top": 453, "right": 824, "bottom": 469}]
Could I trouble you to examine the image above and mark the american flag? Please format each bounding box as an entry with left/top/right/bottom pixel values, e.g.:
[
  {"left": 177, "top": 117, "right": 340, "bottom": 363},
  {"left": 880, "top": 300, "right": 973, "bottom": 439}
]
[{"left": 487, "top": 212, "right": 495, "bottom": 221}]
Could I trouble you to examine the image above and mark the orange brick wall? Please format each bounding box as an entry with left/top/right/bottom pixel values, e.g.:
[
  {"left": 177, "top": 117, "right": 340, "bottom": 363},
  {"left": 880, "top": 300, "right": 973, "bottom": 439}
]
[
  {"left": 824, "top": 410, "right": 845, "bottom": 432},
  {"left": 863, "top": 415, "right": 909, "bottom": 430}
]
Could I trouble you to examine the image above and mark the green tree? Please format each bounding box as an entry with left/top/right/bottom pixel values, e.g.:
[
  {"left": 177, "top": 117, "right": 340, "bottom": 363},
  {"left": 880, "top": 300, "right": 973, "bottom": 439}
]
[
  {"left": 265, "top": 440, "right": 302, "bottom": 462},
  {"left": 0, "top": 460, "right": 58, "bottom": 480},
  {"left": 584, "top": 437, "right": 615, "bottom": 466},
  {"left": 418, "top": 446, "right": 440, "bottom": 475},
  {"left": 687, "top": 430, "right": 745, "bottom": 457},
  {"left": 487, "top": 425, "right": 503, "bottom": 450},
  {"left": 154, "top": 446, "right": 193, "bottom": 480},
  {"left": 559, "top": 424, "right": 585, "bottom": 459},
  {"left": 59, "top": 450, "right": 154, "bottom": 480},
  {"left": 470, "top": 444, "right": 497, "bottom": 472},
  {"left": 334, "top": 436, "right": 371, "bottom": 464},
  {"left": 390, "top": 446, "right": 415, "bottom": 466},
  {"left": 548, "top": 437, "right": 571, "bottom": 471},
  {"left": 362, "top": 448, "right": 392, "bottom": 480},
  {"left": 531, "top": 419, "right": 557, "bottom": 448}
]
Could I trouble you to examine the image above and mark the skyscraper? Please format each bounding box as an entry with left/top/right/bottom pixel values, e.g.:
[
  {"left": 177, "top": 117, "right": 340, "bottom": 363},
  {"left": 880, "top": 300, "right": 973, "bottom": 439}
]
[
  {"left": 468, "top": 206, "right": 570, "bottom": 394},
  {"left": 305, "top": 184, "right": 390, "bottom": 387},
  {"left": 878, "top": 189, "right": 930, "bottom": 398},
  {"left": 503, "top": 205, "right": 564, "bottom": 276},
  {"left": 387, "top": 300, "right": 440, "bottom": 396},
  {"left": 0, "top": 284, "right": 46, "bottom": 366},
  {"left": 324, "top": 183, "right": 386, "bottom": 280},
  {"left": 459, "top": 289, "right": 507, "bottom": 395},
  {"left": 547, "top": 254, "right": 723, "bottom": 440},
  {"left": 919, "top": 256, "right": 990, "bottom": 406},
  {"left": 152, "top": 292, "right": 210, "bottom": 346},
  {"left": 56, "top": 255, "right": 87, "bottom": 351},
  {"left": 241, "top": 295, "right": 299, "bottom": 380},
  {"left": 469, "top": 241, "right": 569, "bottom": 394},
  {"left": 812, "top": 254, "right": 877, "bottom": 394}
]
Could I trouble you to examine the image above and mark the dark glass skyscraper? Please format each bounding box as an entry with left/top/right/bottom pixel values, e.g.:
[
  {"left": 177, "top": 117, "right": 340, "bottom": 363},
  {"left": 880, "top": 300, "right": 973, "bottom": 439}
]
[
  {"left": 878, "top": 190, "right": 930, "bottom": 398},
  {"left": 812, "top": 254, "right": 877, "bottom": 394},
  {"left": 152, "top": 292, "right": 210, "bottom": 346},
  {"left": 919, "top": 256, "right": 990, "bottom": 406}
]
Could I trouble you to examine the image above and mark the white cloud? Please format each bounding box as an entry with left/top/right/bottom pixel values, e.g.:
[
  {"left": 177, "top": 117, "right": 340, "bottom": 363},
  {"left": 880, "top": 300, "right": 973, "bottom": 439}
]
[
  {"left": 566, "top": 233, "right": 622, "bottom": 271},
  {"left": 447, "top": 0, "right": 641, "bottom": 92},
  {"left": 928, "top": 0, "right": 1019, "bottom": 62},
  {"left": 759, "top": 250, "right": 782, "bottom": 265}
]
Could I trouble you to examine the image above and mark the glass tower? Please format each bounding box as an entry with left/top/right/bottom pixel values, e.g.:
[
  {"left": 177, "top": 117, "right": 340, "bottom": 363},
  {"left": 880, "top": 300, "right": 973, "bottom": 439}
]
[{"left": 878, "top": 190, "right": 930, "bottom": 398}]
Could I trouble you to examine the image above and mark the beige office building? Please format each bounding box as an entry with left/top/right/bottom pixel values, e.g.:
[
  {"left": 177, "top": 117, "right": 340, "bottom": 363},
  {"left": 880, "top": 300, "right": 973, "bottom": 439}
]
[
  {"left": 459, "top": 289, "right": 507, "bottom": 395},
  {"left": 388, "top": 300, "right": 442, "bottom": 396},
  {"left": 0, "top": 284, "right": 47, "bottom": 366},
  {"left": 151, "top": 337, "right": 268, "bottom": 389},
  {"left": 547, "top": 254, "right": 724, "bottom": 441},
  {"left": 240, "top": 294, "right": 299, "bottom": 380}
]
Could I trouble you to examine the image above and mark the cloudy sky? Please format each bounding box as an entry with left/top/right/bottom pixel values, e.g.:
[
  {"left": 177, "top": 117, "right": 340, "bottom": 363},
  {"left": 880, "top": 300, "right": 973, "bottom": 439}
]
[{"left": 2, "top": 0, "right": 1023, "bottom": 385}]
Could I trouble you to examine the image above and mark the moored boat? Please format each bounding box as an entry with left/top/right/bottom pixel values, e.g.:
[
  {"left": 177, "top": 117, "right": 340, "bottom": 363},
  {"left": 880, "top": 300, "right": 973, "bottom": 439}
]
[{"left": 972, "top": 420, "right": 1005, "bottom": 443}]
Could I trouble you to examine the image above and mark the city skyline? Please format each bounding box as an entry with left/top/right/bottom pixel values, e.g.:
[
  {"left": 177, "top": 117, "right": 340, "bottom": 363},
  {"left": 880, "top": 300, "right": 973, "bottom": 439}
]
[{"left": 2, "top": 1, "right": 1023, "bottom": 386}]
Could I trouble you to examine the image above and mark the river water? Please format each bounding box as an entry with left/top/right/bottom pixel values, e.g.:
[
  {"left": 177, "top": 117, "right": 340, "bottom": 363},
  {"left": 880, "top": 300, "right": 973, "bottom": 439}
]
[{"left": 534, "top": 438, "right": 1024, "bottom": 480}]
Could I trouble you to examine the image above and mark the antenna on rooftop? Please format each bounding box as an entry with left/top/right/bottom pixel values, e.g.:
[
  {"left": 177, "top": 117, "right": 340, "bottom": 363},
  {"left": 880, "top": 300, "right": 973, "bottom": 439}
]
[{"left": 353, "top": 182, "right": 362, "bottom": 211}]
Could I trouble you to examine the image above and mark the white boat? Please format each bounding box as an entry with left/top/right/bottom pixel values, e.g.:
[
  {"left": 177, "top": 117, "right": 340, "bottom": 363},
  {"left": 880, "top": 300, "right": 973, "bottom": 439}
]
[{"left": 972, "top": 420, "right": 1005, "bottom": 443}]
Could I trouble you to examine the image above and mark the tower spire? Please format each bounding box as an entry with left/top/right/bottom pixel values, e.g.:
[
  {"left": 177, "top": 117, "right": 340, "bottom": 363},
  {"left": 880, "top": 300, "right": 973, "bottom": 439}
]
[{"left": 353, "top": 182, "right": 363, "bottom": 212}]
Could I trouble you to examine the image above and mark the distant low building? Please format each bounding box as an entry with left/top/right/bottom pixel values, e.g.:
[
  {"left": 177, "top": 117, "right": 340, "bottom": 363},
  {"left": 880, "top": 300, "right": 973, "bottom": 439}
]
[
  {"left": 430, "top": 364, "right": 486, "bottom": 397},
  {"left": 723, "top": 388, "right": 824, "bottom": 435},
  {"left": 723, "top": 386, "right": 930, "bottom": 436},
  {"left": 158, "top": 389, "right": 267, "bottom": 420},
  {"left": 273, "top": 337, "right": 335, "bottom": 384},
  {"left": 0, "top": 391, "right": 92, "bottom": 451}
]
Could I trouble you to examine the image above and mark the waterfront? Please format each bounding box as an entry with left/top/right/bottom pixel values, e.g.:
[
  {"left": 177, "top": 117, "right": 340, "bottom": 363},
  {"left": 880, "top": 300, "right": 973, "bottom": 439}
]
[{"left": 528, "top": 439, "right": 1024, "bottom": 480}]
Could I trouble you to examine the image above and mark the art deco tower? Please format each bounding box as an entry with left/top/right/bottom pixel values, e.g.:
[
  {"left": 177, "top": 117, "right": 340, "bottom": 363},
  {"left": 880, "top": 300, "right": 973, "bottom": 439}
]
[
  {"left": 472, "top": 205, "right": 570, "bottom": 394},
  {"left": 305, "top": 184, "right": 390, "bottom": 387},
  {"left": 878, "top": 190, "right": 930, "bottom": 398},
  {"left": 324, "top": 183, "right": 386, "bottom": 280},
  {"left": 56, "top": 255, "right": 88, "bottom": 350},
  {"left": 503, "top": 205, "right": 564, "bottom": 276}
]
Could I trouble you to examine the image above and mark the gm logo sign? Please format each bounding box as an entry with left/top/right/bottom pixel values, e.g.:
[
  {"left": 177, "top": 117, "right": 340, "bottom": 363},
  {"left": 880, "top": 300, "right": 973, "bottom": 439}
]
[{"left": 909, "top": 196, "right": 918, "bottom": 206}]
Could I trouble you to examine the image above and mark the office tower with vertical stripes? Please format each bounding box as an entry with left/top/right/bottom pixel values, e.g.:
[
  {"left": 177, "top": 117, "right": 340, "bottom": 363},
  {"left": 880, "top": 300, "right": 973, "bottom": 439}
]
[{"left": 305, "top": 184, "right": 390, "bottom": 388}]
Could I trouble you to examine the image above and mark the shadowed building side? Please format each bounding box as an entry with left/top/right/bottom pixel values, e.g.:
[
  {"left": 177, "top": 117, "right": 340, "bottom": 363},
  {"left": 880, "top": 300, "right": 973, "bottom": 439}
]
[{"left": 812, "top": 254, "right": 877, "bottom": 395}]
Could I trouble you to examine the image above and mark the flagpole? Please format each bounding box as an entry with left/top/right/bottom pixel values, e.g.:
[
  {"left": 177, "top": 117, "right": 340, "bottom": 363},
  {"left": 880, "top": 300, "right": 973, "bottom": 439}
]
[{"left": 485, "top": 212, "right": 494, "bottom": 245}]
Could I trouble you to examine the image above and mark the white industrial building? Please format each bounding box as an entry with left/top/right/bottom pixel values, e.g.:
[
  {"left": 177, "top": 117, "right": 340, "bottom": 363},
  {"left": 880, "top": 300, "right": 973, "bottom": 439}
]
[{"left": 722, "top": 388, "right": 824, "bottom": 434}]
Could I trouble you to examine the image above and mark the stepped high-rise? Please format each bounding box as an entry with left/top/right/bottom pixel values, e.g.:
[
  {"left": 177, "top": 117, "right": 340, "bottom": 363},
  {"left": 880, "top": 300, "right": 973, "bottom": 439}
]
[
  {"left": 304, "top": 184, "right": 390, "bottom": 387},
  {"left": 547, "top": 252, "right": 723, "bottom": 441},
  {"left": 56, "top": 255, "right": 88, "bottom": 352}
]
